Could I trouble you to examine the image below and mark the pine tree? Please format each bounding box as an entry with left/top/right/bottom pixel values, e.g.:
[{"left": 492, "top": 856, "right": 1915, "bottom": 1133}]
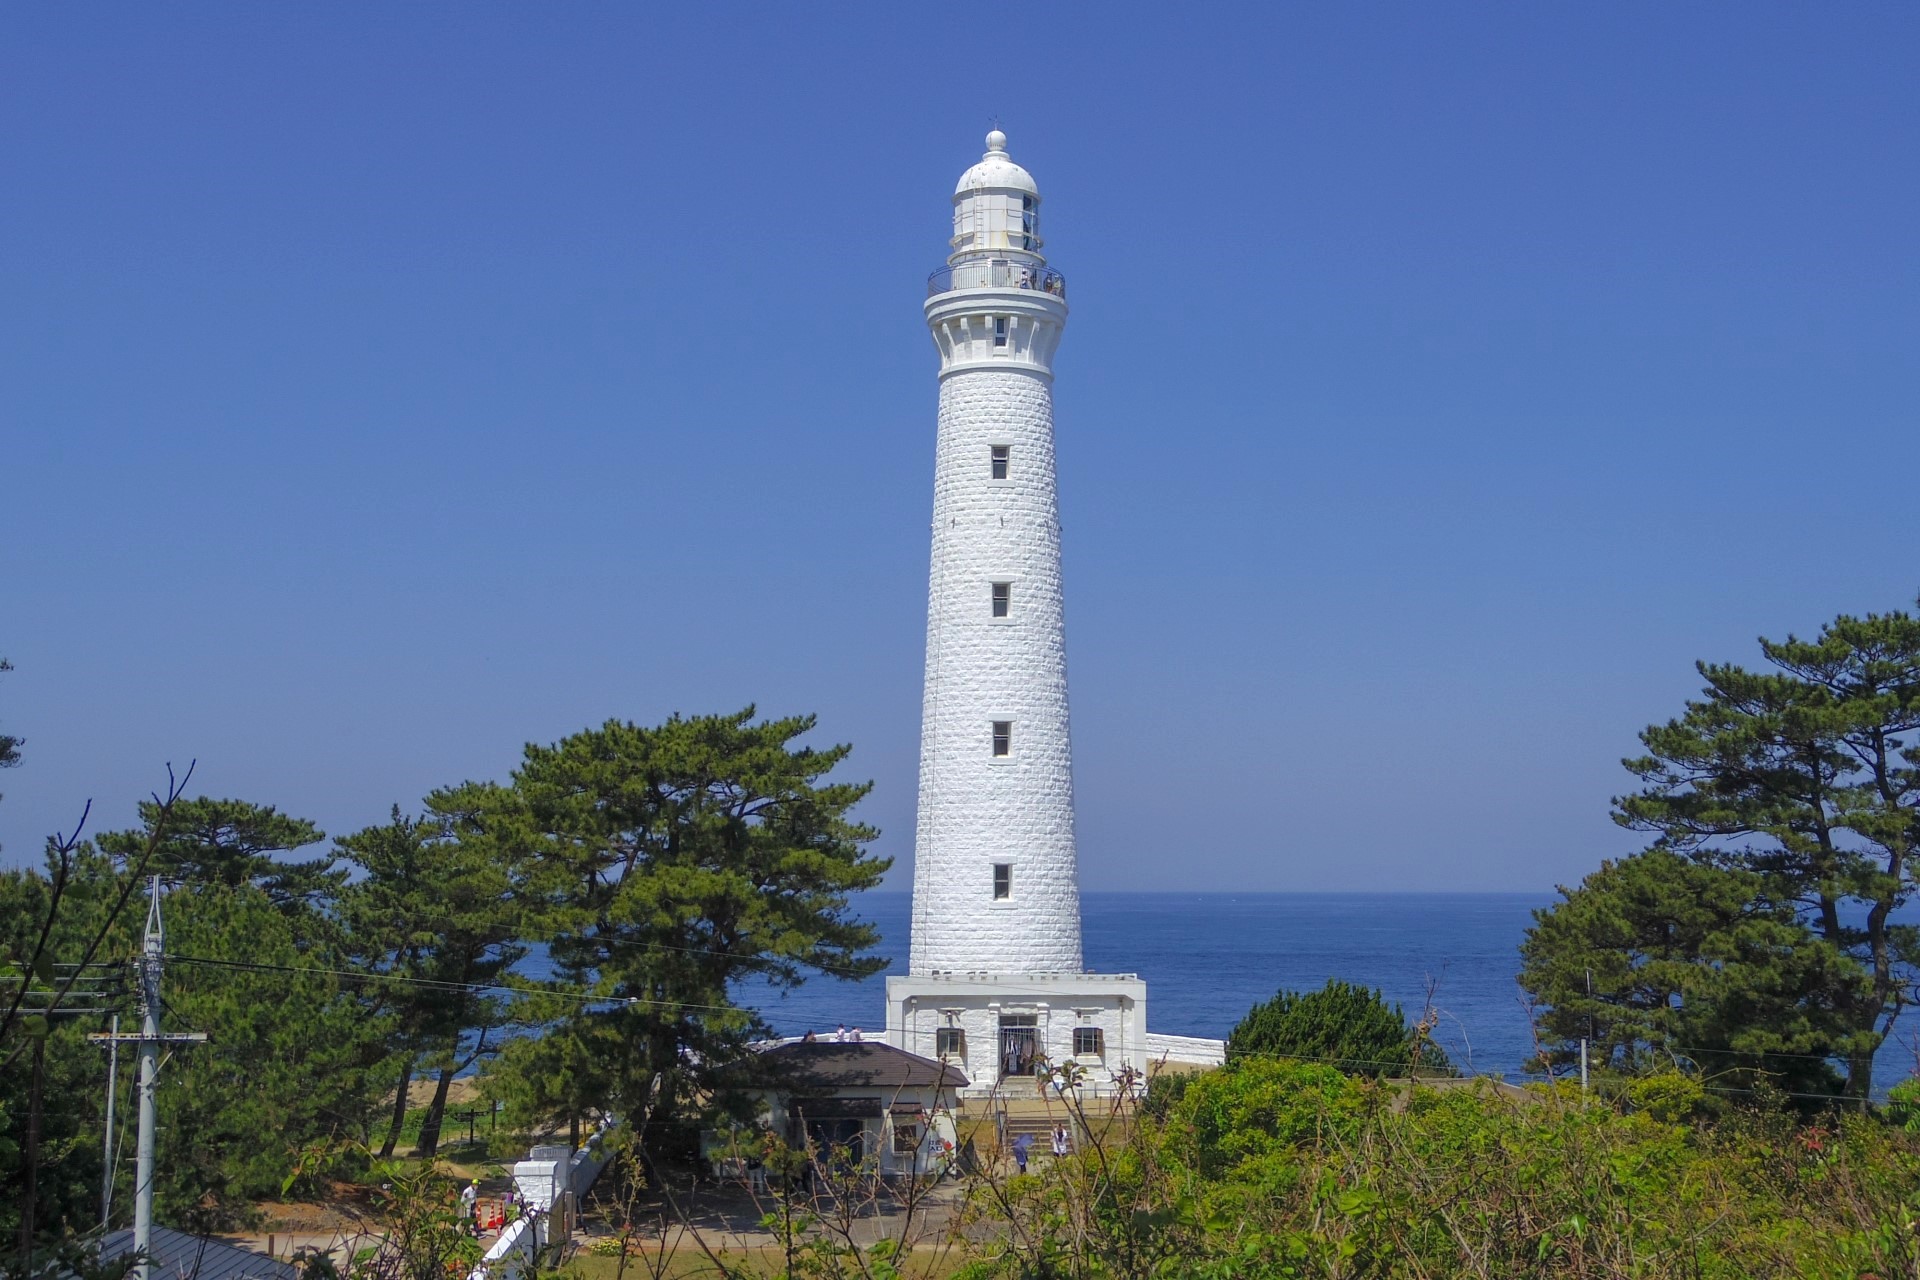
[
  {"left": 486, "top": 709, "right": 890, "bottom": 1138},
  {"left": 1520, "top": 850, "right": 1866, "bottom": 1096},
  {"left": 1611, "top": 604, "right": 1920, "bottom": 1098},
  {"left": 336, "top": 798, "right": 531, "bottom": 1157}
]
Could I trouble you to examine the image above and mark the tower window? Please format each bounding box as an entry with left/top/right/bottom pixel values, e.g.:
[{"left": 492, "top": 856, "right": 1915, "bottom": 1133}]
[
  {"left": 993, "top": 317, "right": 1008, "bottom": 347},
  {"left": 990, "top": 445, "right": 1009, "bottom": 480},
  {"left": 936, "top": 1027, "right": 966, "bottom": 1058},
  {"left": 991, "top": 721, "right": 1012, "bottom": 756},
  {"left": 993, "top": 863, "right": 1012, "bottom": 899},
  {"left": 991, "top": 582, "right": 1011, "bottom": 618},
  {"left": 1073, "top": 1027, "right": 1104, "bottom": 1057}
]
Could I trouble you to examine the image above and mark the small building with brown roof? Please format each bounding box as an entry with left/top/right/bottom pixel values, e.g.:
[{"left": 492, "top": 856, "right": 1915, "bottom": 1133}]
[{"left": 740, "top": 1039, "right": 968, "bottom": 1179}]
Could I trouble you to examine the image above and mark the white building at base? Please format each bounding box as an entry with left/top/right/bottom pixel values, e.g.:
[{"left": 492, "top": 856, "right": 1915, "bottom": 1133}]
[{"left": 885, "top": 133, "right": 1221, "bottom": 1096}]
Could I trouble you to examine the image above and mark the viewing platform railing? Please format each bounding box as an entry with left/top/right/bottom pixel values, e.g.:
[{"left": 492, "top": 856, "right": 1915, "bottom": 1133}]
[{"left": 928, "top": 261, "right": 1067, "bottom": 300}]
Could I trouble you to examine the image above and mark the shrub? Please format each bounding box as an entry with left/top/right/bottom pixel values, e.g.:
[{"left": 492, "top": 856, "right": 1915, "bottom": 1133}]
[
  {"left": 966, "top": 1061, "right": 1920, "bottom": 1279},
  {"left": 1226, "top": 978, "right": 1452, "bottom": 1075},
  {"left": 1626, "top": 1069, "right": 1711, "bottom": 1123},
  {"left": 1886, "top": 1076, "right": 1920, "bottom": 1133}
]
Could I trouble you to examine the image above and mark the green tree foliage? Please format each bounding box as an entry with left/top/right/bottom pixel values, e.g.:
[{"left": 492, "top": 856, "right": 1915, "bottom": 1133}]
[
  {"left": 972, "top": 1058, "right": 1920, "bottom": 1279},
  {"left": 154, "top": 883, "right": 389, "bottom": 1224},
  {"left": 1521, "top": 850, "right": 1867, "bottom": 1097},
  {"left": 3, "top": 811, "right": 391, "bottom": 1234},
  {"left": 335, "top": 798, "right": 530, "bottom": 1157},
  {"left": 0, "top": 658, "right": 21, "bottom": 827},
  {"left": 1227, "top": 978, "right": 1451, "bottom": 1076},
  {"left": 98, "top": 797, "right": 342, "bottom": 913},
  {"left": 0, "top": 846, "right": 126, "bottom": 1248},
  {"left": 1604, "top": 604, "right": 1920, "bottom": 1098},
  {"left": 485, "top": 709, "right": 890, "bottom": 1138},
  {"left": 0, "top": 773, "right": 193, "bottom": 1254},
  {"left": 3, "top": 708, "right": 888, "bottom": 1237}
]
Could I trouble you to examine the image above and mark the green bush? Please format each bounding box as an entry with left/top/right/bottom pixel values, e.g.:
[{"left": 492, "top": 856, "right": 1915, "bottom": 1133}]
[
  {"left": 1625, "top": 1069, "right": 1712, "bottom": 1123},
  {"left": 1226, "top": 978, "right": 1453, "bottom": 1076},
  {"left": 1886, "top": 1076, "right": 1920, "bottom": 1133},
  {"left": 967, "top": 1060, "right": 1920, "bottom": 1279}
]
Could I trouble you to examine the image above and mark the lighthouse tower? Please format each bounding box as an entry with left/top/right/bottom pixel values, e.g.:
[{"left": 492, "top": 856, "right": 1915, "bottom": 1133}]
[
  {"left": 910, "top": 130, "right": 1081, "bottom": 977},
  {"left": 886, "top": 133, "right": 1161, "bottom": 1096}
]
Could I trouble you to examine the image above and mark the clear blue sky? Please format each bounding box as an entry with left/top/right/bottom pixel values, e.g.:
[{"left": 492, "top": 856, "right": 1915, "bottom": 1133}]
[{"left": 3, "top": 5, "right": 1915, "bottom": 891}]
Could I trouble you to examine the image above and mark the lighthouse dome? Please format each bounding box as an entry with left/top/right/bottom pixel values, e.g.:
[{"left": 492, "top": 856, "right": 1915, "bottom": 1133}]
[
  {"left": 949, "top": 130, "right": 1044, "bottom": 258},
  {"left": 953, "top": 130, "right": 1039, "bottom": 198}
]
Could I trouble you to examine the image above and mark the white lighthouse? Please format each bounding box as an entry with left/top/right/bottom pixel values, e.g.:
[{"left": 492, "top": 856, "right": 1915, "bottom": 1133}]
[{"left": 884, "top": 132, "right": 1203, "bottom": 1097}]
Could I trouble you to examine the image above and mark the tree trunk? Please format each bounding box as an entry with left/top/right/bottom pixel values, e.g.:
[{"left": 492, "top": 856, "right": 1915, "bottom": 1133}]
[
  {"left": 380, "top": 1057, "right": 415, "bottom": 1159},
  {"left": 1849, "top": 1049, "right": 1875, "bottom": 1102},
  {"left": 415, "top": 1066, "right": 455, "bottom": 1156}
]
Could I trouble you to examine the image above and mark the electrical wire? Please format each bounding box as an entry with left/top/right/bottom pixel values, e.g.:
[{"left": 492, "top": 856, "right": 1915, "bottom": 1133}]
[
  {"left": 149, "top": 951, "right": 1904, "bottom": 1104},
  {"left": 164, "top": 949, "right": 1912, "bottom": 1087},
  {"left": 164, "top": 953, "right": 737, "bottom": 1014},
  {"left": 202, "top": 903, "right": 1920, "bottom": 1070}
]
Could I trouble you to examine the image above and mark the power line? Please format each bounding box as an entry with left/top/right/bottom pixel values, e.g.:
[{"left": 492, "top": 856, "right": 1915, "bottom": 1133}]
[{"left": 164, "top": 953, "right": 741, "bottom": 1015}]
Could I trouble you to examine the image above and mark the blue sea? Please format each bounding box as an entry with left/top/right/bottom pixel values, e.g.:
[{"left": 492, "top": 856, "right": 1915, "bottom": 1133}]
[
  {"left": 744, "top": 892, "right": 1548, "bottom": 1076},
  {"left": 740, "top": 891, "right": 1920, "bottom": 1092}
]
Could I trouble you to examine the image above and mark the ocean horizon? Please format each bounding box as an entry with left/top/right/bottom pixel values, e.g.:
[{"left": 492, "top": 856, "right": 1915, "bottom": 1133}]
[
  {"left": 744, "top": 890, "right": 1550, "bottom": 1076},
  {"left": 739, "top": 890, "right": 1920, "bottom": 1094}
]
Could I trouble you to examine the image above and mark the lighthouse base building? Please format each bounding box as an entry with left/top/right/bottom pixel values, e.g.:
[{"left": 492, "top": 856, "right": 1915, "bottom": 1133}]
[
  {"left": 881, "top": 132, "right": 1222, "bottom": 1099},
  {"left": 887, "top": 972, "right": 1170, "bottom": 1098}
]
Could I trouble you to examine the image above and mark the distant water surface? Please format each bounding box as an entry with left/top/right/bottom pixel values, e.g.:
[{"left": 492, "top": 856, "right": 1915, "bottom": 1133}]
[
  {"left": 744, "top": 891, "right": 1546, "bottom": 1077},
  {"left": 738, "top": 891, "right": 1920, "bottom": 1094}
]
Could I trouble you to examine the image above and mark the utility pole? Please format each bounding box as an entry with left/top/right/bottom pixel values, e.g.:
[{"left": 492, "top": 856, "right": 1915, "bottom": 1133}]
[
  {"left": 90, "top": 878, "right": 203, "bottom": 1280},
  {"left": 132, "top": 878, "right": 163, "bottom": 1280},
  {"left": 101, "top": 1014, "right": 119, "bottom": 1229},
  {"left": 7, "top": 959, "right": 117, "bottom": 1270},
  {"left": 20, "top": 1037, "right": 45, "bottom": 1270},
  {"left": 1581, "top": 967, "right": 1595, "bottom": 1097}
]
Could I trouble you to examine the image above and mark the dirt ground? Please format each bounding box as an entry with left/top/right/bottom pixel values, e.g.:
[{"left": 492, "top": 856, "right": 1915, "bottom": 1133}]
[{"left": 394, "top": 1075, "right": 485, "bottom": 1108}]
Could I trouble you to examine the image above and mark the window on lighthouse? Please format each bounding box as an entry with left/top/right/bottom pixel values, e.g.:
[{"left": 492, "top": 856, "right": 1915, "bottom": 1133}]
[
  {"left": 990, "top": 445, "right": 1009, "bottom": 480},
  {"left": 993, "top": 863, "right": 1012, "bottom": 899},
  {"left": 993, "top": 317, "right": 1009, "bottom": 348},
  {"left": 991, "top": 721, "right": 1012, "bottom": 756},
  {"left": 991, "top": 582, "right": 1011, "bottom": 617}
]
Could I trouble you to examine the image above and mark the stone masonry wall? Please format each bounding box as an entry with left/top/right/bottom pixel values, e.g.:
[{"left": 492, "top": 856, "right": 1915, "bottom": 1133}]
[{"left": 909, "top": 365, "right": 1084, "bottom": 975}]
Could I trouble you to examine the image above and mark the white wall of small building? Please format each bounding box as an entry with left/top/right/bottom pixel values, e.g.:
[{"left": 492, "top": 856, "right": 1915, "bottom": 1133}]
[
  {"left": 748, "top": 1087, "right": 960, "bottom": 1179},
  {"left": 887, "top": 973, "right": 1147, "bottom": 1096}
]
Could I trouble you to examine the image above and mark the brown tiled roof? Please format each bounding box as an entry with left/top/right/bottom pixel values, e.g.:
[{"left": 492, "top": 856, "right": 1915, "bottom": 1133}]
[{"left": 759, "top": 1040, "right": 968, "bottom": 1091}]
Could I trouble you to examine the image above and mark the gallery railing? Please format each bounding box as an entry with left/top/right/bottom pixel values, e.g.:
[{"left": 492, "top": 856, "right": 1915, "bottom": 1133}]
[{"left": 927, "top": 261, "right": 1067, "bottom": 299}]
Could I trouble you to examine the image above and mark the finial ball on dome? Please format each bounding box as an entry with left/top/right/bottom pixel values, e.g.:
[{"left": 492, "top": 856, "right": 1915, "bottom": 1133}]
[{"left": 985, "top": 129, "right": 1007, "bottom": 153}]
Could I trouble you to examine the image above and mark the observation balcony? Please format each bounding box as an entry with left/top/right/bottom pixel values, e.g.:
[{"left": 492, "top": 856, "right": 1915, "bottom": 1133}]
[{"left": 928, "top": 261, "right": 1067, "bottom": 300}]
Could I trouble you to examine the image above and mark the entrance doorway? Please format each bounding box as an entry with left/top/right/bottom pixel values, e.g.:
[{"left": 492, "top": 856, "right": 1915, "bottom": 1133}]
[
  {"left": 801, "top": 1117, "right": 866, "bottom": 1168},
  {"left": 999, "top": 1013, "right": 1039, "bottom": 1079}
]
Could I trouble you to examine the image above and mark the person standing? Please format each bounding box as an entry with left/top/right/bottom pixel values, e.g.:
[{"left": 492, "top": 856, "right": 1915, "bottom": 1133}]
[
  {"left": 461, "top": 1179, "right": 479, "bottom": 1232},
  {"left": 1010, "top": 1132, "right": 1032, "bottom": 1175},
  {"left": 1050, "top": 1124, "right": 1070, "bottom": 1160}
]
